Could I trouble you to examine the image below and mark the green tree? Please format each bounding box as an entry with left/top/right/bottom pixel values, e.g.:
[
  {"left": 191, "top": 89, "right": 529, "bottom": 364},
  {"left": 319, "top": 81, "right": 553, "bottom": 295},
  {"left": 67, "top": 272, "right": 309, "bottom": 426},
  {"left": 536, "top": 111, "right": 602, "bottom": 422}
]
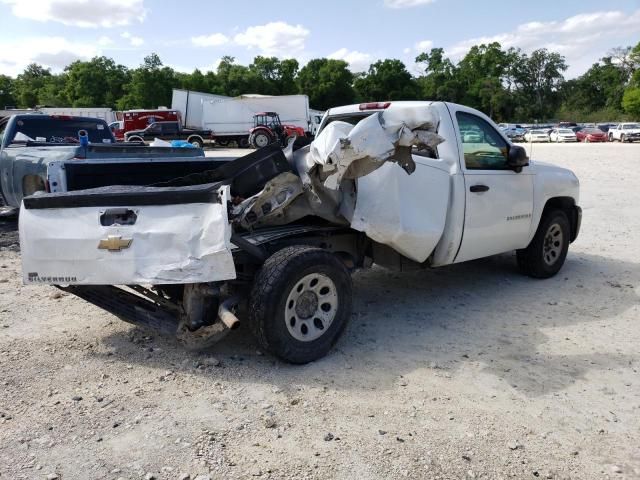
[
  {"left": 511, "top": 49, "right": 567, "bottom": 120},
  {"left": 14, "top": 64, "right": 53, "bottom": 107},
  {"left": 353, "top": 59, "right": 418, "bottom": 101},
  {"left": 296, "top": 58, "right": 355, "bottom": 110},
  {"left": 38, "top": 74, "right": 70, "bottom": 106},
  {"left": 117, "top": 53, "right": 176, "bottom": 109},
  {"left": 415, "top": 47, "right": 460, "bottom": 102},
  {"left": 455, "top": 43, "right": 514, "bottom": 119},
  {"left": 64, "top": 56, "right": 130, "bottom": 108},
  {"left": 622, "top": 87, "right": 640, "bottom": 117},
  {"left": 0, "top": 74, "right": 16, "bottom": 108}
]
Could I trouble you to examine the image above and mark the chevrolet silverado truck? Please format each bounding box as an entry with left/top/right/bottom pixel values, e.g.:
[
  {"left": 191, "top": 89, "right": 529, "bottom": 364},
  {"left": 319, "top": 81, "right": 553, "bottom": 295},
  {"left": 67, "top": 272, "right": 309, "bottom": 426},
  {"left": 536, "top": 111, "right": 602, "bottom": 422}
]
[
  {"left": 124, "top": 121, "right": 212, "bottom": 148},
  {"left": 608, "top": 122, "right": 640, "bottom": 142},
  {"left": 0, "top": 114, "right": 228, "bottom": 208},
  {"left": 19, "top": 101, "right": 581, "bottom": 364}
]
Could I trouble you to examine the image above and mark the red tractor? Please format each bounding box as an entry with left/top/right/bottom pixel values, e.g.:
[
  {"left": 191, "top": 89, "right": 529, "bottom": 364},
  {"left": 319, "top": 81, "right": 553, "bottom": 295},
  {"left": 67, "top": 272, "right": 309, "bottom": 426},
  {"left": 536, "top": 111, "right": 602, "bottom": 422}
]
[{"left": 248, "top": 112, "right": 306, "bottom": 148}]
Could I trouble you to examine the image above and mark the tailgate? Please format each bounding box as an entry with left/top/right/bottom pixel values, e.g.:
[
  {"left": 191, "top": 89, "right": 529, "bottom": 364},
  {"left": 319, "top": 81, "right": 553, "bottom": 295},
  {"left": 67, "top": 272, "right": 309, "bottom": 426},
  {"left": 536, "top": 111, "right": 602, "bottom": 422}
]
[{"left": 19, "top": 183, "right": 236, "bottom": 285}]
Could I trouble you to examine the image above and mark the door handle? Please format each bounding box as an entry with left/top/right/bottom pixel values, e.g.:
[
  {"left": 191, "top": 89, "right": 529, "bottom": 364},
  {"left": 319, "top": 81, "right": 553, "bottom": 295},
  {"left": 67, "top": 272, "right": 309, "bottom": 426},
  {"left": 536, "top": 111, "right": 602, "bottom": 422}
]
[{"left": 470, "top": 184, "right": 490, "bottom": 193}]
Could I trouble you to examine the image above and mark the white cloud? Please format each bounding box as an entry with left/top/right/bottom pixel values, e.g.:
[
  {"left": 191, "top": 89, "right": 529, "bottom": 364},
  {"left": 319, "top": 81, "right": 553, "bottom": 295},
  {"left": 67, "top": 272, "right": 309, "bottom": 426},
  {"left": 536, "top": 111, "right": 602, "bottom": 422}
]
[
  {"left": 191, "top": 33, "right": 230, "bottom": 47},
  {"left": 328, "top": 48, "right": 373, "bottom": 72},
  {"left": 97, "top": 36, "right": 114, "bottom": 47},
  {"left": 384, "top": 0, "right": 435, "bottom": 8},
  {"left": 121, "top": 31, "right": 144, "bottom": 47},
  {"left": 445, "top": 9, "right": 640, "bottom": 78},
  {"left": 0, "top": 36, "right": 99, "bottom": 76},
  {"left": 233, "top": 21, "right": 309, "bottom": 57},
  {"left": 414, "top": 40, "right": 433, "bottom": 51},
  {"left": 1, "top": 0, "right": 147, "bottom": 28}
]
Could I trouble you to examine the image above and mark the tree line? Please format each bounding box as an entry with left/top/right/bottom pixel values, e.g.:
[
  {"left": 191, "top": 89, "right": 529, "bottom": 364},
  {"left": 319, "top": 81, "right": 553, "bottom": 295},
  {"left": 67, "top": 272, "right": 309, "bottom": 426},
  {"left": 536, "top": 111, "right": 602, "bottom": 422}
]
[{"left": 1, "top": 41, "right": 639, "bottom": 122}]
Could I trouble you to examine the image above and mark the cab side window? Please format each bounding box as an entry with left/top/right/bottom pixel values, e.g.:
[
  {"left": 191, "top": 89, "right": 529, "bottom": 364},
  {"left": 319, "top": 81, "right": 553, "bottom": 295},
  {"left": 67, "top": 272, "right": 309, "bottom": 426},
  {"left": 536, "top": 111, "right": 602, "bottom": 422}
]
[{"left": 456, "top": 112, "right": 509, "bottom": 170}]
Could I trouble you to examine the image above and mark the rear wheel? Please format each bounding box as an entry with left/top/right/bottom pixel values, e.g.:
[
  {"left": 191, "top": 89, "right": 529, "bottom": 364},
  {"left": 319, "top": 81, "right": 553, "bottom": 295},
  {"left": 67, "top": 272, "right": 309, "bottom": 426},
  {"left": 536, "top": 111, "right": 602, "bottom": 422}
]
[
  {"left": 238, "top": 137, "right": 250, "bottom": 148},
  {"left": 216, "top": 139, "right": 229, "bottom": 147},
  {"left": 517, "top": 210, "right": 570, "bottom": 278},
  {"left": 188, "top": 137, "right": 204, "bottom": 148},
  {"left": 249, "top": 246, "right": 352, "bottom": 364}
]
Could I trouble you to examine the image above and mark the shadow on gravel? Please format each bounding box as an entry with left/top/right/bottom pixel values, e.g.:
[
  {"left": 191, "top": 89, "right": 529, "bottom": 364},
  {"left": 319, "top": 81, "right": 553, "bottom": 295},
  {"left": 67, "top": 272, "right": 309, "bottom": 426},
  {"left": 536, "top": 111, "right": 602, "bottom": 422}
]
[
  {"left": 0, "top": 214, "right": 19, "bottom": 251},
  {"left": 93, "top": 249, "right": 640, "bottom": 398}
]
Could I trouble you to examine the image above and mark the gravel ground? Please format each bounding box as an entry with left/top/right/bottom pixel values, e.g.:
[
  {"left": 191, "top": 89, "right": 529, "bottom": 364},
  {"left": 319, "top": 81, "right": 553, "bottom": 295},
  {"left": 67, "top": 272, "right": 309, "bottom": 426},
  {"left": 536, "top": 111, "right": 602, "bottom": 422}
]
[{"left": 1, "top": 143, "right": 639, "bottom": 480}]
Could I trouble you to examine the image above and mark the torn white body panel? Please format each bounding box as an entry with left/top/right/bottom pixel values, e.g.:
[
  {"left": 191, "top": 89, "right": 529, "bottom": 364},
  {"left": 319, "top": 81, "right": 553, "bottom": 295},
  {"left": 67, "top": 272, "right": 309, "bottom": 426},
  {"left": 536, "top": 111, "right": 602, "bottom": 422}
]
[
  {"left": 20, "top": 188, "right": 236, "bottom": 285},
  {"left": 351, "top": 159, "right": 451, "bottom": 263},
  {"left": 307, "top": 107, "right": 443, "bottom": 190}
]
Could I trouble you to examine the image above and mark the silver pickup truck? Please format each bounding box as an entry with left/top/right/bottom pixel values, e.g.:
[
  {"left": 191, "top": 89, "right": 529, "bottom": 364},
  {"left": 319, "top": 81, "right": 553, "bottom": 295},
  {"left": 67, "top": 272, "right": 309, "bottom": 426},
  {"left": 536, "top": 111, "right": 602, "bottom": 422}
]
[{"left": 0, "top": 114, "right": 225, "bottom": 208}]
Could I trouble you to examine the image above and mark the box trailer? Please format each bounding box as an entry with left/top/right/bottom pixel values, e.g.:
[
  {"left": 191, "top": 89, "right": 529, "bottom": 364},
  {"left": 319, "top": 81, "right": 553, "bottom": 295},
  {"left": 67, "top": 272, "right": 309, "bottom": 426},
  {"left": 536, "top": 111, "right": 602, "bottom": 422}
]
[{"left": 172, "top": 90, "right": 312, "bottom": 147}]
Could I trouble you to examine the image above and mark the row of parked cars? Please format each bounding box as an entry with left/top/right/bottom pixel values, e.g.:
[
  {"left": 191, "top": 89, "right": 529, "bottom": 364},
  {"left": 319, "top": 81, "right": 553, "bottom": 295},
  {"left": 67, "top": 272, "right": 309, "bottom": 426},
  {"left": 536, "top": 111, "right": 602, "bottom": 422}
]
[{"left": 498, "top": 122, "right": 640, "bottom": 143}]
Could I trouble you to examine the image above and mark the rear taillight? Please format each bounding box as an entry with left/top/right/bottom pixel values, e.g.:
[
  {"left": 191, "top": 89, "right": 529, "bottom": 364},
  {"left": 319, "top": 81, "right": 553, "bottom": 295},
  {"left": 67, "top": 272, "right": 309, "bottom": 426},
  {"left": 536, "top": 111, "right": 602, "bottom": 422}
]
[{"left": 359, "top": 102, "right": 391, "bottom": 111}]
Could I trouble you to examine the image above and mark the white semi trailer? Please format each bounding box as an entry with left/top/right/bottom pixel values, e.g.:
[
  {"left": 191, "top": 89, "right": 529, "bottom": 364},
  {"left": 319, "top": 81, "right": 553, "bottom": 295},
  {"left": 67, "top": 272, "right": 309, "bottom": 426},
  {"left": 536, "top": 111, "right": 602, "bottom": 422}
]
[{"left": 172, "top": 89, "right": 314, "bottom": 147}]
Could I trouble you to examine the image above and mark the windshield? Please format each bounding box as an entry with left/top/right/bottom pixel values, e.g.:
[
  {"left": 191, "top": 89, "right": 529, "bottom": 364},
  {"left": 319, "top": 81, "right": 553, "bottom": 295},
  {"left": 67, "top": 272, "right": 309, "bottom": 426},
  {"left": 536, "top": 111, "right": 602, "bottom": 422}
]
[
  {"left": 558, "top": 129, "right": 574, "bottom": 134},
  {"left": 623, "top": 124, "right": 640, "bottom": 129},
  {"left": 582, "top": 128, "right": 603, "bottom": 134},
  {"left": 9, "top": 117, "right": 114, "bottom": 144},
  {"left": 530, "top": 130, "right": 546, "bottom": 134}
]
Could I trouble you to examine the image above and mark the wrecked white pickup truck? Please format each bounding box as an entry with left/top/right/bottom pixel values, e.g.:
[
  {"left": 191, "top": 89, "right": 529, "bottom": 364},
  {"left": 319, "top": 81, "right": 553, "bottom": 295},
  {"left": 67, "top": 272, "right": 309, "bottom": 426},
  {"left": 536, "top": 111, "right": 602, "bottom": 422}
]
[{"left": 19, "top": 102, "right": 581, "bottom": 363}]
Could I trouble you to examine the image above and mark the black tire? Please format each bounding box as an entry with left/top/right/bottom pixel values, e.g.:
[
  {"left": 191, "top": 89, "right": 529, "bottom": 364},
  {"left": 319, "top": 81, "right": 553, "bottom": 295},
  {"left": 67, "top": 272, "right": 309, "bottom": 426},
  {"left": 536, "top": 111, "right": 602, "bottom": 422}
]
[
  {"left": 516, "top": 210, "right": 570, "bottom": 278},
  {"left": 188, "top": 137, "right": 204, "bottom": 148},
  {"left": 252, "top": 131, "right": 271, "bottom": 148},
  {"left": 216, "top": 139, "right": 229, "bottom": 147},
  {"left": 249, "top": 246, "right": 352, "bottom": 364},
  {"left": 238, "top": 137, "right": 250, "bottom": 148}
]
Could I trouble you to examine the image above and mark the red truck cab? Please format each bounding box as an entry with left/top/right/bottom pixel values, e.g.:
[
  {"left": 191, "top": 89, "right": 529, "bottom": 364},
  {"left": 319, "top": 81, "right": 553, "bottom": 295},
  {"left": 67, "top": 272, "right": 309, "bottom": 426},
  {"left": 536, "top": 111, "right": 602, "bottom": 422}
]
[{"left": 110, "top": 109, "right": 182, "bottom": 141}]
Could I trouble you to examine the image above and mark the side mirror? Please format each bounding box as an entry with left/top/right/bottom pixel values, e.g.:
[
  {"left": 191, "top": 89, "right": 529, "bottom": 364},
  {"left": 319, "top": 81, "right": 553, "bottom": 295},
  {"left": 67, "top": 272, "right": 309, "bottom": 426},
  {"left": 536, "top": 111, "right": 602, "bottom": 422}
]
[{"left": 507, "top": 145, "right": 529, "bottom": 172}]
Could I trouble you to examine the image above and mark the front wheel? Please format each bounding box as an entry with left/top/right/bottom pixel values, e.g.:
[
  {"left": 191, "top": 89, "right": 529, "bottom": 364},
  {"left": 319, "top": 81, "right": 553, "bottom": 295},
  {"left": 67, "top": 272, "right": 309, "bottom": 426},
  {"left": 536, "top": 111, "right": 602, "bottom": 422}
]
[
  {"left": 249, "top": 246, "right": 352, "bottom": 364},
  {"left": 516, "top": 210, "right": 570, "bottom": 278}
]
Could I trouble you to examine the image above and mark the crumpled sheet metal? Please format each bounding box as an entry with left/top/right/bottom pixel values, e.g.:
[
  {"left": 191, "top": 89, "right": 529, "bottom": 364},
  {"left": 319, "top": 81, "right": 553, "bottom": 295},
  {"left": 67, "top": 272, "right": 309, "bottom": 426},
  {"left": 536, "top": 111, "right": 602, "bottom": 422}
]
[
  {"left": 307, "top": 107, "right": 444, "bottom": 190},
  {"left": 233, "top": 104, "right": 449, "bottom": 263}
]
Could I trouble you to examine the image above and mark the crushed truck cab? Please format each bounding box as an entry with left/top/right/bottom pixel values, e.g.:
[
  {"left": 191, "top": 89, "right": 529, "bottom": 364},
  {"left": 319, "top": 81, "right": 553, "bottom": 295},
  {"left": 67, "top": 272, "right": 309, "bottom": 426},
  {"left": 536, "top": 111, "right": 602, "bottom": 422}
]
[{"left": 19, "top": 101, "right": 581, "bottom": 363}]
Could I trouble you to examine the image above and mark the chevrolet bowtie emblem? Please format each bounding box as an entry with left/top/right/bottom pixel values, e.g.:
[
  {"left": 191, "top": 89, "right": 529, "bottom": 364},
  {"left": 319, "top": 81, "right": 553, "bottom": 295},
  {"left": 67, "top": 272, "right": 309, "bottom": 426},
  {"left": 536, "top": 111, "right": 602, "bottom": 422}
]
[{"left": 98, "top": 235, "right": 133, "bottom": 252}]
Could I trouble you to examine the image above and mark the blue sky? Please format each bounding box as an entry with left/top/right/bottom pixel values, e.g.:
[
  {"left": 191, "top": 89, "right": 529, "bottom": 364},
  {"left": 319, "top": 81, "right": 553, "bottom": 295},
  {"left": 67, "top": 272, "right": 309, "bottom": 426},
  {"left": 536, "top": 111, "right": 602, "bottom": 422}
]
[{"left": 1, "top": 0, "right": 639, "bottom": 79}]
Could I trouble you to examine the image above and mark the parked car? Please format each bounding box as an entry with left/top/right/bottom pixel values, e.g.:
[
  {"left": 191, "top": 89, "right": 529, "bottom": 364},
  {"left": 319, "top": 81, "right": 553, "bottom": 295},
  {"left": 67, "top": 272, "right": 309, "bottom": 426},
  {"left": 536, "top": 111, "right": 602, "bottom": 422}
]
[
  {"left": 550, "top": 128, "right": 578, "bottom": 142},
  {"left": 0, "top": 114, "right": 220, "bottom": 208},
  {"left": 524, "top": 129, "right": 550, "bottom": 142},
  {"left": 20, "top": 101, "right": 581, "bottom": 364},
  {"left": 575, "top": 127, "right": 608, "bottom": 143},
  {"left": 124, "top": 121, "right": 212, "bottom": 147},
  {"left": 608, "top": 123, "right": 640, "bottom": 142},
  {"left": 500, "top": 126, "right": 526, "bottom": 142}
]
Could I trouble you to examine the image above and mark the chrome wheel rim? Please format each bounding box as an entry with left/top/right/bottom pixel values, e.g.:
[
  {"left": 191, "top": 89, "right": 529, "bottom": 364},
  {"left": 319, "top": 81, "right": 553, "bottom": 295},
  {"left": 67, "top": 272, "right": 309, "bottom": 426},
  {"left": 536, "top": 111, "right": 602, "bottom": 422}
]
[
  {"left": 255, "top": 134, "right": 270, "bottom": 147},
  {"left": 285, "top": 273, "right": 338, "bottom": 342},
  {"left": 543, "top": 223, "right": 563, "bottom": 266}
]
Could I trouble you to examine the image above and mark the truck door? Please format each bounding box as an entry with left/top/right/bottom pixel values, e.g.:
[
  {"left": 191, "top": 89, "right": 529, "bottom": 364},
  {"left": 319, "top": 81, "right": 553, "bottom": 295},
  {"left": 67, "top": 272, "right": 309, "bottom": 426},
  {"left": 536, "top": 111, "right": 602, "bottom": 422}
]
[{"left": 454, "top": 110, "right": 534, "bottom": 263}]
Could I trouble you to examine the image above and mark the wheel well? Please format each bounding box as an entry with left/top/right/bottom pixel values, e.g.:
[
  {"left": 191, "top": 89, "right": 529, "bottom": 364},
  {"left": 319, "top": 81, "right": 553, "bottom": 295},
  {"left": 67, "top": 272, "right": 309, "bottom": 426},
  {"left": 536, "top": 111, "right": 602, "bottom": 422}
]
[
  {"left": 187, "top": 135, "right": 203, "bottom": 144},
  {"left": 22, "top": 175, "right": 46, "bottom": 197},
  {"left": 543, "top": 197, "right": 578, "bottom": 242}
]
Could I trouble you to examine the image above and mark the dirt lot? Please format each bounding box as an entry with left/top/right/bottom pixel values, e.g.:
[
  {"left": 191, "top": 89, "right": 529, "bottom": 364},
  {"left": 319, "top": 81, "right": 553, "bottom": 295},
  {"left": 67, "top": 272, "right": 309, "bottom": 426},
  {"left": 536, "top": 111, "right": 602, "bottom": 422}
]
[{"left": 1, "top": 143, "right": 639, "bottom": 480}]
